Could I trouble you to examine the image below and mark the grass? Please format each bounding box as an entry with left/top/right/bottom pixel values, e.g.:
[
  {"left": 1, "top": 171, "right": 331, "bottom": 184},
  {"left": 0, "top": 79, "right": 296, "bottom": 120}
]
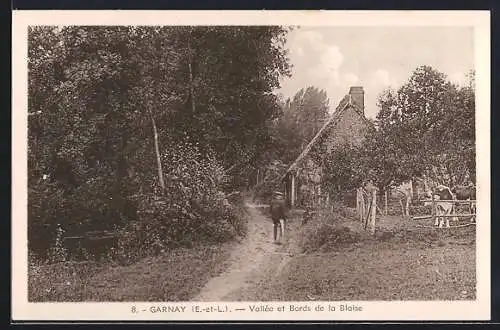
[
  {"left": 229, "top": 205, "right": 476, "bottom": 301},
  {"left": 261, "top": 241, "right": 476, "bottom": 301},
  {"left": 28, "top": 203, "right": 477, "bottom": 302},
  {"left": 28, "top": 242, "right": 234, "bottom": 302}
]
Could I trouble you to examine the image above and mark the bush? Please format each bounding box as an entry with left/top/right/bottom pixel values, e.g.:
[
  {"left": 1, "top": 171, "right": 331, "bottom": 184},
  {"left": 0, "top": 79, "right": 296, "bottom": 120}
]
[
  {"left": 252, "top": 179, "right": 281, "bottom": 203},
  {"left": 102, "top": 140, "right": 248, "bottom": 265},
  {"left": 29, "top": 138, "right": 247, "bottom": 264},
  {"left": 28, "top": 181, "right": 68, "bottom": 260},
  {"left": 28, "top": 175, "right": 139, "bottom": 262},
  {"left": 109, "top": 200, "right": 246, "bottom": 266},
  {"left": 297, "top": 206, "right": 364, "bottom": 253},
  {"left": 161, "top": 139, "right": 246, "bottom": 239}
]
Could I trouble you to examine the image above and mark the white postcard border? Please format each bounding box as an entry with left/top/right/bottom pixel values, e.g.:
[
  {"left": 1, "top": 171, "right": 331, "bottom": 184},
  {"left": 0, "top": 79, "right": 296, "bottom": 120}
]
[{"left": 12, "top": 10, "right": 491, "bottom": 321}]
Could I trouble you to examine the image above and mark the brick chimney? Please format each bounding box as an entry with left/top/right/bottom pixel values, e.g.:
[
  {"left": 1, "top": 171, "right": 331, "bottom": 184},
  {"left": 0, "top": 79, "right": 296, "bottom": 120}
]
[{"left": 349, "top": 86, "right": 365, "bottom": 115}]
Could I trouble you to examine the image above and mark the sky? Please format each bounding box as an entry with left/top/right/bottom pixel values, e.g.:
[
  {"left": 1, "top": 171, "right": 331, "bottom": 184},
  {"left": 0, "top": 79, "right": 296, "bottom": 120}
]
[{"left": 276, "top": 26, "right": 474, "bottom": 119}]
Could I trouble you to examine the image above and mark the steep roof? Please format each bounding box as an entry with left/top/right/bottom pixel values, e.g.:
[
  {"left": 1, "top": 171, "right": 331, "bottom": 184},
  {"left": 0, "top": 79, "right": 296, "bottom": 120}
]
[{"left": 282, "top": 94, "right": 373, "bottom": 178}]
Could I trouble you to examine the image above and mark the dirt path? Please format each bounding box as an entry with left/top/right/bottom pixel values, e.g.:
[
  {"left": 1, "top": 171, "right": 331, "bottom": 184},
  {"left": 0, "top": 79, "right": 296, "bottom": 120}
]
[{"left": 193, "top": 203, "right": 301, "bottom": 301}]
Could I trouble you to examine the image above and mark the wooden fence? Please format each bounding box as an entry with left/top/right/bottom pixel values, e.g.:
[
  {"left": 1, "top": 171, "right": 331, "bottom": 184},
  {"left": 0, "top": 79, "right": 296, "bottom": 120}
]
[
  {"left": 411, "top": 199, "right": 476, "bottom": 225},
  {"left": 356, "top": 186, "right": 476, "bottom": 232}
]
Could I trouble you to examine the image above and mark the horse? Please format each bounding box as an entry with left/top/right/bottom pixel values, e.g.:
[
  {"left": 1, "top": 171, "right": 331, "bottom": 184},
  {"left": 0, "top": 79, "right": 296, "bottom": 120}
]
[{"left": 390, "top": 180, "right": 413, "bottom": 217}]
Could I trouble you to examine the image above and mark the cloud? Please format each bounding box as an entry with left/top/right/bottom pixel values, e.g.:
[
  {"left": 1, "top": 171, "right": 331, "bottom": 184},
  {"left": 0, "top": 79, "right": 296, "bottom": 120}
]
[
  {"left": 294, "top": 30, "right": 325, "bottom": 50},
  {"left": 281, "top": 30, "right": 348, "bottom": 106},
  {"left": 344, "top": 73, "right": 359, "bottom": 85},
  {"left": 371, "top": 69, "right": 392, "bottom": 87},
  {"left": 296, "top": 47, "right": 304, "bottom": 57},
  {"left": 279, "top": 29, "right": 364, "bottom": 114},
  {"left": 361, "top": 69, "right": 398, "bottom": 120},
  {"left": 291, "top": 30, "right": 344, "bottom": 72},
  {"left": 289, "top": 42, "right": 304, "bottom": 58},
  {"left": 320, "top": 45, "right": 344, "bottom": 75}
]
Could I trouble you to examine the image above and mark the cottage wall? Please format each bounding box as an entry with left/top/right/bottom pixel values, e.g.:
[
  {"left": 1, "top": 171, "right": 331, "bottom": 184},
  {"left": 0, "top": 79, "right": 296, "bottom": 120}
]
[
  {"left": 295, "top": 158, "right": 322, "bottom": 207},
  {"left": 325, "top": 105, "right": 368, "bottom": 153}
]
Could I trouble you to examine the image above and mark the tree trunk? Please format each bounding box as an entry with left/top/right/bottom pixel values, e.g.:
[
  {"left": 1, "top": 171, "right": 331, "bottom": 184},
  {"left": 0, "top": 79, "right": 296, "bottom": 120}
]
[
  {"left": 149, "top": 110, "right": 165, "bottom": 191},
  {"left": 188, "top": 61, "right": 196, "bottom": 114},
  {"left": 151, "top": 36, "right": 165, "bottom": 193},
  {"left": 187, "top": 29, "right": 196, "bottom": 114},
  {"left": 370, "top": 188, "right": 377, "bottom": 235}
]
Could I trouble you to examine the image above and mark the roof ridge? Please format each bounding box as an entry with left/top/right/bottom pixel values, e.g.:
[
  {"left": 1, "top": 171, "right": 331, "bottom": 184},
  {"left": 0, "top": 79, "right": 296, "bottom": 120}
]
[{"left": 282, "top": 100, "right": 351, "bottom": 176}]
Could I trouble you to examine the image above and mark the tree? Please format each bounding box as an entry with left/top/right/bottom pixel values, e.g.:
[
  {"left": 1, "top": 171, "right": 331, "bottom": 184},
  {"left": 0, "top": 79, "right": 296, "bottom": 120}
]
[
  {"left": 321, "top": 144, "right": 364, "bottom": 198},
  {"left": 288, "top": 86, "right": 330, "bottom": 145},
  {"left": 361, "top": 65, "right": 476, "bottom": 189},
  {"left": 127, "top": 27, "right": 185, "bottom": 193},
  {"left": 163, "top": 26, "right": 292, "bottom": 181},
  {"left": 271, "top": 86, "right": 330, "bottom": 165}
]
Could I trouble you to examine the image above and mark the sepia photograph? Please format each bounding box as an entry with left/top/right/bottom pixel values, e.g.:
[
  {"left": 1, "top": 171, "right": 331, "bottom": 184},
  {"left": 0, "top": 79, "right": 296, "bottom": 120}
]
[{"left": 12, "top": 10, "right": 490, "bottom": 321}]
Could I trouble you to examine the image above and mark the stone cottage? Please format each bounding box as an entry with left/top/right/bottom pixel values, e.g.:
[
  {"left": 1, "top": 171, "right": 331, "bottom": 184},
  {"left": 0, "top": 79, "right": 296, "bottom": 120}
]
[{"left": 282, "top": 86, "right": 373, "bottom": 208}]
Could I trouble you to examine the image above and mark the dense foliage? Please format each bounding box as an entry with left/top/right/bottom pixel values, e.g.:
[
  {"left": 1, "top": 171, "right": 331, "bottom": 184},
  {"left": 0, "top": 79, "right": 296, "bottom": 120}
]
[
  {"left": 251, "top": 160, "right": 289, "bottom": 203},
  {"left": 28, "top": 26, "right": 291, "bottom": 261},
  {"left": 365, "top": 66, "right": 475, "bottom": 188},
  {"left": 270, "top": 86, "right": 330, "bottom": 164}
]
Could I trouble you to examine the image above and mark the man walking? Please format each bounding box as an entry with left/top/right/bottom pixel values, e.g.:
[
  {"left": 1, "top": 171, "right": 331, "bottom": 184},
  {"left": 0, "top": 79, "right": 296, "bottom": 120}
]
[{"left": 270, "top": 191, "right": 287, "bottom": 244}]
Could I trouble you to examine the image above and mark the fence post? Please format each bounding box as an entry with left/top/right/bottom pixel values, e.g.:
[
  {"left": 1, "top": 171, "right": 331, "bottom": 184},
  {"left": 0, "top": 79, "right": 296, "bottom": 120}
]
[
  {"left": 356, "top": 188, "right": 360, "bottom": 219},
  {"left": 356, "top": 188, "right": 360, "bottom": 214},
  {"left": 431, "top": 193, "right": 436, "bottom": 225},
  {"left": 360, "top": 188, "right": 365, "bottom": 223},
  {"left": 369, "top": 188, "right": 377, "bottom": 235}
]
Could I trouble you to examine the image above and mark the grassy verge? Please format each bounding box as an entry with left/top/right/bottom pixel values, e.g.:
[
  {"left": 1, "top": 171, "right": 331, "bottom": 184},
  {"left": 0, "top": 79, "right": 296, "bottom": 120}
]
[
  {"left": 28, "top": 242, "right": 235, "bottom": 302},
  {"left": 261, "top": 242, "right": 475, "bottom": 301},
  {"left": 239, "top": 205, "right": 476, "bottom": 301}
]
